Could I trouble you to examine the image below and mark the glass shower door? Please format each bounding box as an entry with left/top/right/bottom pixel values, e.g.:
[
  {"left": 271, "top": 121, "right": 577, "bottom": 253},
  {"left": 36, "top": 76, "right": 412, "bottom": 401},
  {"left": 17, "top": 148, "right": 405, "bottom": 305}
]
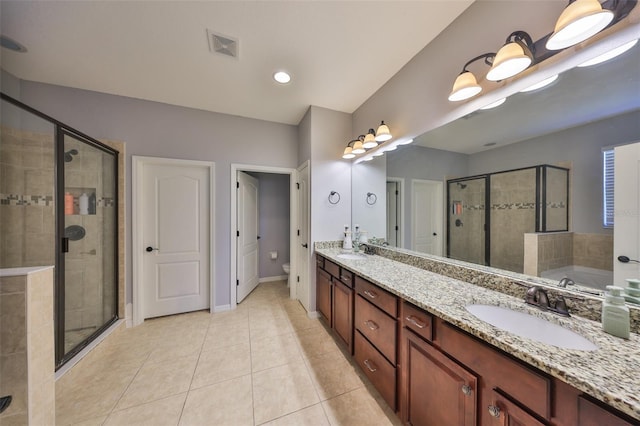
[
  {"left": 58, "top": 131, "right": 117, "bottom": 364},
  {"left": 447, "top": 177, "right": 488, "bottom": 265}
]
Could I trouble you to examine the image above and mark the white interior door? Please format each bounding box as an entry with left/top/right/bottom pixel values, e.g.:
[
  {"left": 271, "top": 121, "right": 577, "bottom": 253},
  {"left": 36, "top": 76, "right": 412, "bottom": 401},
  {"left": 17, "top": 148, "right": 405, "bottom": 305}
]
[
  {"left": 141, "top": 161, "right": 210, "bottom": 319},
  {"left": 614, "top": 142, "right": 640, "bottom": 285},
  {"left": 237, "top": 171, "right": 259, "bottom": 302},
  {"left": 412, "top": 179, "right": 443, "bottom": 256},
  {"left": 296, "top": 162, "right": 310, "bottom": 311}
]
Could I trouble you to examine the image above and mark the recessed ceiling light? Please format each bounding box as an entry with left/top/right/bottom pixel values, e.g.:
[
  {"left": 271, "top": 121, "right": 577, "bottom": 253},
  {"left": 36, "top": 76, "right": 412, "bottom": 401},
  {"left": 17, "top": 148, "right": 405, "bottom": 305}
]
[
  {"left": 480, "top": 98, "right": 506, "bottom": 110},
  {"left": 520, "top": 74, "right": 559, "bottom": 92},
  {"left": 578, "top": 39, "right": 638, "bottom": 67},
  {"left": 0, "top": 35, "right": 27, "bottom": 53},
  {"left": 273, "top": 71, "right": 291, "bottom": 84}
]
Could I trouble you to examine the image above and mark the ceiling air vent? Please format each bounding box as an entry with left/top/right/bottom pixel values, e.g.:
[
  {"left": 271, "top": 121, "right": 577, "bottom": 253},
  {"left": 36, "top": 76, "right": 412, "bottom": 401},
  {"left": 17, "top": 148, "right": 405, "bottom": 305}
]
[{"left": 207, "top": 29, "right": 239, "bottom": 59}]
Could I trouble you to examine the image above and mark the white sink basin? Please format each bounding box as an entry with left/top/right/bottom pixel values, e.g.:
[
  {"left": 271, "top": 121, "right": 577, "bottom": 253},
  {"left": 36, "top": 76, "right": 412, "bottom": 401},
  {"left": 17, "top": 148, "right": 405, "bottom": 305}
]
[
  {"left": 466, "top": 304, "right": 598, "bottom": 351},
  {"left": 336, "top": 253, "right": 368, "bottom": 260}
]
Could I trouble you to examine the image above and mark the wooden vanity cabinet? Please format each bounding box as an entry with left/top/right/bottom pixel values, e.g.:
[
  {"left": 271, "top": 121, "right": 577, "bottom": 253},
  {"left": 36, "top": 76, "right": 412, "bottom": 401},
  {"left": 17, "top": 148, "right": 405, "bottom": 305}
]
[
  {"left": 332, "top": 278, "right": 354, "bottom": 352},
  {"left": 577, "top": 396, "right": 637, "bottom": 426},
  {"left": 316, "top": 266, "right": 332, "bottom": 327},
  {"left": 316, "top": 256, "right": 354, "bottom": 353},
  {"left": 354, "top": 276, "right": 399, "bottom": 410}
]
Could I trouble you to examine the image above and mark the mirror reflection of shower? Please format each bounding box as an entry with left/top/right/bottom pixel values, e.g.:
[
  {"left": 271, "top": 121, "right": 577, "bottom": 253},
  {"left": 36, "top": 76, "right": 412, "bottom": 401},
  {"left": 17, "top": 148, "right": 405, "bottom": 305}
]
[
  {"left": 456, "top": 182, "right": 467, "bottom": 189},
  {"left": 64, "top": 149, "right": 78, "bottom": 162}
]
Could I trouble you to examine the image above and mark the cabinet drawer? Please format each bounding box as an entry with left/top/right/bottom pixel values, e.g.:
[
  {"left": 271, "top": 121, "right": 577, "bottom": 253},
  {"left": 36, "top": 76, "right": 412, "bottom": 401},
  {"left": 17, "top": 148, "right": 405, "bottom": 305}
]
[
  {"left": 578, "top": 396, "right": 636, "bottom": 426},
  {"left": 337, "top": 268, "right": 354, "bottom": 288},
  {"left": 355, "top": 295, "right": 397, "bottom": 364},
  {"left": 324, "top": 259, "right": 340, "bottom": 278},
  {"left": 355, "top": 276, "right": 397, "bottom": 317},
  {"left": 316, "top": 255, "right": 324, "bottom": 269},
  {"left": 354, "top": 331, "right": 396, "bottom": 411},
  {"left": 402, "top": 301, "right": 433, "bottom": 342},
  {"left": 437, "top": 319, "right": 551, "bottom": 420}
]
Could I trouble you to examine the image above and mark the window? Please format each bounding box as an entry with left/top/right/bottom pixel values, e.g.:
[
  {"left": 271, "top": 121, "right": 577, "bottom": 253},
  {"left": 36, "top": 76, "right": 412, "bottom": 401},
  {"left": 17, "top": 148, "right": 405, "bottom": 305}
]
[{"left": 603, "top": 149, "right": 614, "bottom": 228}]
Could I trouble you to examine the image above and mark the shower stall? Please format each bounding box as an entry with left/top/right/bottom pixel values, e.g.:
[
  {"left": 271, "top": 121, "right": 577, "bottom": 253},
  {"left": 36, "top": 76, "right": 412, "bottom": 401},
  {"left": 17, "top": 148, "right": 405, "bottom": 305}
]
[
  {"left": 447, "top": 165, "right": 569, "bottom": 273},
  {"left": 1, "top": 93, "right": 119, "bottom": 369}
]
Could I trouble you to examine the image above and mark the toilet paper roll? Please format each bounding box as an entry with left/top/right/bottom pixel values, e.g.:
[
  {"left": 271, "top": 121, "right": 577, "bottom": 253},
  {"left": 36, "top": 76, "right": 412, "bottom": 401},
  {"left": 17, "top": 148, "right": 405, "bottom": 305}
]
[{"left": 269, "top": 251, "right": 278, "bottom": 260}]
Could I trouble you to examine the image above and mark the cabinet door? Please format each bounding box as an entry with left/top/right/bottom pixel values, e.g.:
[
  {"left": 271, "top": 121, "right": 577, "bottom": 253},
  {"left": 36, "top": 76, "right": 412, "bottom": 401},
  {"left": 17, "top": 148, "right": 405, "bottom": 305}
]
[
  {"left": 316, "top": 268, "right": 332, "bottom": 327},
  {"left": 333, "top": 280, "right": 353, "bottom": 353},
  {"left": 402, "top": 329, "right": 476, "bottom": 426},
  {"left": 578, "top": 396, "right": 636, "bottom": 426},
  {"left": 488, "top": 391, "right": 545, "bottom": 426}
]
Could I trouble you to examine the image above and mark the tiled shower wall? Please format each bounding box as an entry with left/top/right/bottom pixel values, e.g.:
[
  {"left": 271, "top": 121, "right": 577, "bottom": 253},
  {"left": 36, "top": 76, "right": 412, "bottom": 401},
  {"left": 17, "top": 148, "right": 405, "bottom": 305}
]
[
  {"left": 449, "top": 178, "right": 485, "bottom": 265},
  {"left": 0, "top": 126, "right": 55, "bottom": 268},
  {"left": 524, "top": 232, "right": 613, "bottom": 276}
]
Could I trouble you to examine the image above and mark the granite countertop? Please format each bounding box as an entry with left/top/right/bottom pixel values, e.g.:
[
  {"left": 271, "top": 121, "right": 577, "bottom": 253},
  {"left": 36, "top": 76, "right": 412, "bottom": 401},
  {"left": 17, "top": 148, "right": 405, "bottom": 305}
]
[{"left": 316, "top": 248, "right": 640, "bottom": 420}]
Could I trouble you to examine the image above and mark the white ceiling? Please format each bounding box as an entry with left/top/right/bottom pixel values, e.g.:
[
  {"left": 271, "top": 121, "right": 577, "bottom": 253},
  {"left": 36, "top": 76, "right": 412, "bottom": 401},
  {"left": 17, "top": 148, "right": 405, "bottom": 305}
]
[{"left": 0, "top": 0, "right": 474, "bottom": 125}]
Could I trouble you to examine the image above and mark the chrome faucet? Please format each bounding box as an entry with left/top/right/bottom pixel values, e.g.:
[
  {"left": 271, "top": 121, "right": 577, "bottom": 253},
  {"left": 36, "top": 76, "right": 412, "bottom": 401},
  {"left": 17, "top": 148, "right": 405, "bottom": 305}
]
[
  {"left": 558, "top": 277, "right": 575, "bottom": 288},
  {"left": 525, "top": 286, "right": 570, "bottom": 317}
]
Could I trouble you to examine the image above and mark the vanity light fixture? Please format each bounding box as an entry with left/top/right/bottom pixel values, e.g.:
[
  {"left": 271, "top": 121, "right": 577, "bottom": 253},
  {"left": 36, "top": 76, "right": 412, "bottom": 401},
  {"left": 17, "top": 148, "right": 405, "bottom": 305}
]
[
  {"left": 520, "top": 74, "right": 559, "bottom": 92},
  {"left": 448, "top": 53, "right": 495, "bottom": 102},
  {"left": 397, "top": 138, "right": 414, "bottom": 145},
  {"left": 480, "top": 98, "right": 507, "bottom": 110},
  {"left": 546, "top": 0, "right": 614, "bottom": 51},
  {"left": 578, "top": 38, "right": 638, "bottom": 67},
  {"left": 375, "top": 121, "right": 392, "bottom": 142},
  {"left": 342, "top": 145, "right": 356, "bottom": 159},
  {"left": 486, "top": 31, "right": 535, "bottom": 82},
  {"left": 372, "top": 150, "right": 385, "bottom": 157},
  {"left": 352, "top": 136, "right": 366, "bottom": 154},
  {"left": 362, "top": 129, "right": 378, "bottom": 149}
]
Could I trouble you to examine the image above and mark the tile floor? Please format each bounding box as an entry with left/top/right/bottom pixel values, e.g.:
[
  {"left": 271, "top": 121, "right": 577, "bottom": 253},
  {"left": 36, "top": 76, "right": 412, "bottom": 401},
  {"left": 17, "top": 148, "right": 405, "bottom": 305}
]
[{"left": 55, "top": 281, "right": 403, "bottom": 425}]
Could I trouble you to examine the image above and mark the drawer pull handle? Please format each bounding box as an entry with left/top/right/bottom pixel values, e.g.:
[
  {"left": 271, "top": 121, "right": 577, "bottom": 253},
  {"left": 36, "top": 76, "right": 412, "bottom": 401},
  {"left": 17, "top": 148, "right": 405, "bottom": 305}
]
[
  {"left": 364, "top": 320, "right": 379, "bottom": 330},
  {"left": 461, "top": 384, "right": 472, "bottom": 396},
  {"left": 405, "top": 315, "right": 427, "bottom": 329},
  {"left": 363, "top": 290, "right": 377, "bottom": 299},
  {"left": 488, "top": 405, "right": 501, "bottom": 418},
  {"left": 363, "top": 359, "right": 377, "bottom": 372},
  {"left": 340, "top": 276, "right": 351, "bottom": 282}
]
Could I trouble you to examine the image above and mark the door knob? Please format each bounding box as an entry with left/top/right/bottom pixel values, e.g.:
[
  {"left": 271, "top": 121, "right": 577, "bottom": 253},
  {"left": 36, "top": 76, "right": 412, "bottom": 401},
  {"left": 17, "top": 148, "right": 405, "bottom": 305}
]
[
  {"left": 146, "top": 246, "right": 159, "bottom": 252},
  {"left": 302, "top": 243, "right": 308, "bottom": 248},
  {"left": 432, "top": 232, "right": 437, "bottom": 236}
]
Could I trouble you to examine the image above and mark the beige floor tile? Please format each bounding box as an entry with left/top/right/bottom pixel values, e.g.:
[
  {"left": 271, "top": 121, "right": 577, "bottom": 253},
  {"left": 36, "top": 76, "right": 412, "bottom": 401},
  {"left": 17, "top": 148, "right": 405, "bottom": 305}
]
[
  {"left": 252, "top": 360, "right": 320, "bottom": 425},
  {"left": 287, "top": 312, "right": 322, "bottom": 331},
  {"left": 251, "top": 332, "right": 303, "bottom": 372},
  {"left": 64, "top": 415, "right": 108, "bottom": 426},
  {"left": 305, "top": 350, "right": 364, "bottom": 400},
  {"left": 294, "top": 327, "right": 341, "bottom": 359},
  {"left": 322, "top": 387, "right": 397, "bottom": 426},
  {"left": 56, "top": 367, "right": 138, "bottom": 425},
  {"left": 146, "top": 333, "right": 206, "bottom": 364},
  {"left": 260, "top": 403, "right": 330, "bottom": 426},
  {"left": 179, "top": 375, "right": 253, "bottom": 426},
  {"left": 249, "top": 315, "right": 293, "bottom": 340},
  {"left": 203, "top": 320, "right": 250, "bottom": 351},
  {"left": 115, "top": 354, "right": 198, "bottom": 411},
  {"left": 104, "top": 393, "right": 187, "bottom": 426},
  {"left": 191, "top": 342, "right": 251, "bottom": 389}
]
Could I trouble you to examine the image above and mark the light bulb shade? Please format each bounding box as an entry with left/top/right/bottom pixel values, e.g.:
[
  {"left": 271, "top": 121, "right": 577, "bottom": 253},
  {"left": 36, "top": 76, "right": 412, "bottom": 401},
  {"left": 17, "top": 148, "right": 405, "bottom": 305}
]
[
  {"left": 486, "top": 42, "right": 532, "bottom": 81},
  {"left": 342, "top": 146, "right": 355, "bottom": 159},
  {"left": 375, "top": 121, "right": 392, "bottom": 142},
  {"left": 363, "top": 130, "right": 378, "bottom": 149},
  {"left": 546, "top": 0, "right": 614, "bottom": 50},
  {"left": 520, "top": 74, "right": 558, "bottom": 92},
  {"left": 479, "top": 97, "right": 506, "bottom": 110},
  {"left": 448, "top": 71, "right": 482, "bottom": 101},
  {"left": 578, "top": 39, "right": 638, "bottom": 67},
  {"left": 352, "top": 141, "right": 366, "bottom": 154}
]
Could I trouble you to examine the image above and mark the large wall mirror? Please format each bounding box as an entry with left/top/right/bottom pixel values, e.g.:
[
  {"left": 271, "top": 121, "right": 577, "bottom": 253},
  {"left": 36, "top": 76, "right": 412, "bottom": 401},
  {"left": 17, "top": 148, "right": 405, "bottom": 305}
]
[{"left": 352, "top": 34, "right": 640, "bottom": 296}]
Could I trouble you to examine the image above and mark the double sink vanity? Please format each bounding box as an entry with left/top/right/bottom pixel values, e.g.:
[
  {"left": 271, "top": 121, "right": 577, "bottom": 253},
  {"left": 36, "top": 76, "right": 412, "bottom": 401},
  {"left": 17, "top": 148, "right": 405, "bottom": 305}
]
[{"left": 315, "top": 243, "right": 640, "bottom": 425}]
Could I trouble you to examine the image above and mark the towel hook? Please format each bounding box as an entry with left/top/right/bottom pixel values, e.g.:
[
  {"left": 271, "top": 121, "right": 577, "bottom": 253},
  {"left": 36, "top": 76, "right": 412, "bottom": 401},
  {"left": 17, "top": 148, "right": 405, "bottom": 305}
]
[
  {"left": 328, "top": 191, "right": 341, "bottom": 205},
  {"left": 366, "top": 192, "right": 377, "bottom": 205}
]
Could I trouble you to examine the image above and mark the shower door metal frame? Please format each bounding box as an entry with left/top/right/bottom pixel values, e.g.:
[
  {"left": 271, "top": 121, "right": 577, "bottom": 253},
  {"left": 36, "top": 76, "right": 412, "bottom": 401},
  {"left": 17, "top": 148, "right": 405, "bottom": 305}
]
[{"left": 0, "top": 93, "right": 120, "bottom": 370}]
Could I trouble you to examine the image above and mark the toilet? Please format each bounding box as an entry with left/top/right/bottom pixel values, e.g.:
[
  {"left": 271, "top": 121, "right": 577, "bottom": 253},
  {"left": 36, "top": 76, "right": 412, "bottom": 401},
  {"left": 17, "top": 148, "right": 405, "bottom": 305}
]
[{"left": 283, "top": 262, "right": 290, "bottom": 287}]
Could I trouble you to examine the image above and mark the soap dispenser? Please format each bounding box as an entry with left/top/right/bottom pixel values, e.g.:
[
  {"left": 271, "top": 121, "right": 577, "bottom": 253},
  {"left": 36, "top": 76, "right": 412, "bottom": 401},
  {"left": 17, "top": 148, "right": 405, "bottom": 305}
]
[
  {"left": 602, "top": 285, "right": 630, "bottom": 339},
  {"left": 343, "top": 225, "right": 352, "bottom": 250}
]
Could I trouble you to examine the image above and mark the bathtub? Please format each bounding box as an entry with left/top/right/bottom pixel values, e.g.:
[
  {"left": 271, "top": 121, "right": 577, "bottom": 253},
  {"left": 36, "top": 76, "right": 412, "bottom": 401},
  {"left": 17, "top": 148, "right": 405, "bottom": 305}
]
[{"left": 541, "top": 265, "right": 612, "bottom": 291}]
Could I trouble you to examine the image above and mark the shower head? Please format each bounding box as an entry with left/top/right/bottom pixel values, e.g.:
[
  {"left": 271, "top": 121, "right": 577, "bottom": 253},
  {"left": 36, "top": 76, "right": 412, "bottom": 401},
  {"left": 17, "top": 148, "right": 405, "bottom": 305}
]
[
  {"left": 457, "top": 182, "right": 467, "bottom": 189},
  {"left": 64, "top": 149, "right": 78, "bottom": 162}
]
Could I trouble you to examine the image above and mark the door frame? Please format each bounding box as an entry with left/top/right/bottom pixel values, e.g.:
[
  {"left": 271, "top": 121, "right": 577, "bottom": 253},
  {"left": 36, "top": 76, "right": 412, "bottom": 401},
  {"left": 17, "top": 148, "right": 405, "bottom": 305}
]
[
  {"left": 387, "top": 177, "right": 405, "bottom": 248},
  {"left": 132, "top": 156, "right": 216, "bottom": 326},
  {"left": 230, "top": 164, "right": 297, "bottom": 309}
]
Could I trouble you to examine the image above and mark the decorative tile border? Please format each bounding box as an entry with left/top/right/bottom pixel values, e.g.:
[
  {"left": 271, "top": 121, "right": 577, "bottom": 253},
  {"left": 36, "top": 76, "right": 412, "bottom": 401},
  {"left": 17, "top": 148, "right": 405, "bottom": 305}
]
[{"left": 0, "top": 194, "right": 54, "bottom": 206}]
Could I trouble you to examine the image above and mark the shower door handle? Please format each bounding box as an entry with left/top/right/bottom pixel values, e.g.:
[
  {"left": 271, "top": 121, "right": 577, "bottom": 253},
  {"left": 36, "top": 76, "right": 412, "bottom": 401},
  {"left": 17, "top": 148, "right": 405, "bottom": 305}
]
[{"left": 61, "top": 238, "right": 69, "bottom": 253}]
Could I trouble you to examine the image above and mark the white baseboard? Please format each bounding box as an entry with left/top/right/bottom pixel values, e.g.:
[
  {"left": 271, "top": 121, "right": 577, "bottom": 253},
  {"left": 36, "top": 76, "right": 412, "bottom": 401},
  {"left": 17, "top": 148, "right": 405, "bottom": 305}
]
[
  {"left": 213, "top": 304, "right": 231, "bottom": 313},
  {"left": 259, "top": 275, "right": 288, "bottom": 283},
  {"left": 307, "top": 311, "right": 320, "bottom": 319},
  {"left": 125, "top": 302, "right": 133, "bottom": 328}
]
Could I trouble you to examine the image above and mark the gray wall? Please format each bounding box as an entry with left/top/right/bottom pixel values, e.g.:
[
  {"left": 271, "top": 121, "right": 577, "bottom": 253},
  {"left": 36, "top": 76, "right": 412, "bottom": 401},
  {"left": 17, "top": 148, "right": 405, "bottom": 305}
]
[
  {"left": 468, "top": 109, "right": 640, "bottom": 234},
  {"left": 386, "top": 145, "right": 468, "bottom": 247},
  {"left": 253, "top": 172, "right": 290, "bottom": 279},
  {"left": 18, "top": 80, "right": 298, "bottom": 310}
]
